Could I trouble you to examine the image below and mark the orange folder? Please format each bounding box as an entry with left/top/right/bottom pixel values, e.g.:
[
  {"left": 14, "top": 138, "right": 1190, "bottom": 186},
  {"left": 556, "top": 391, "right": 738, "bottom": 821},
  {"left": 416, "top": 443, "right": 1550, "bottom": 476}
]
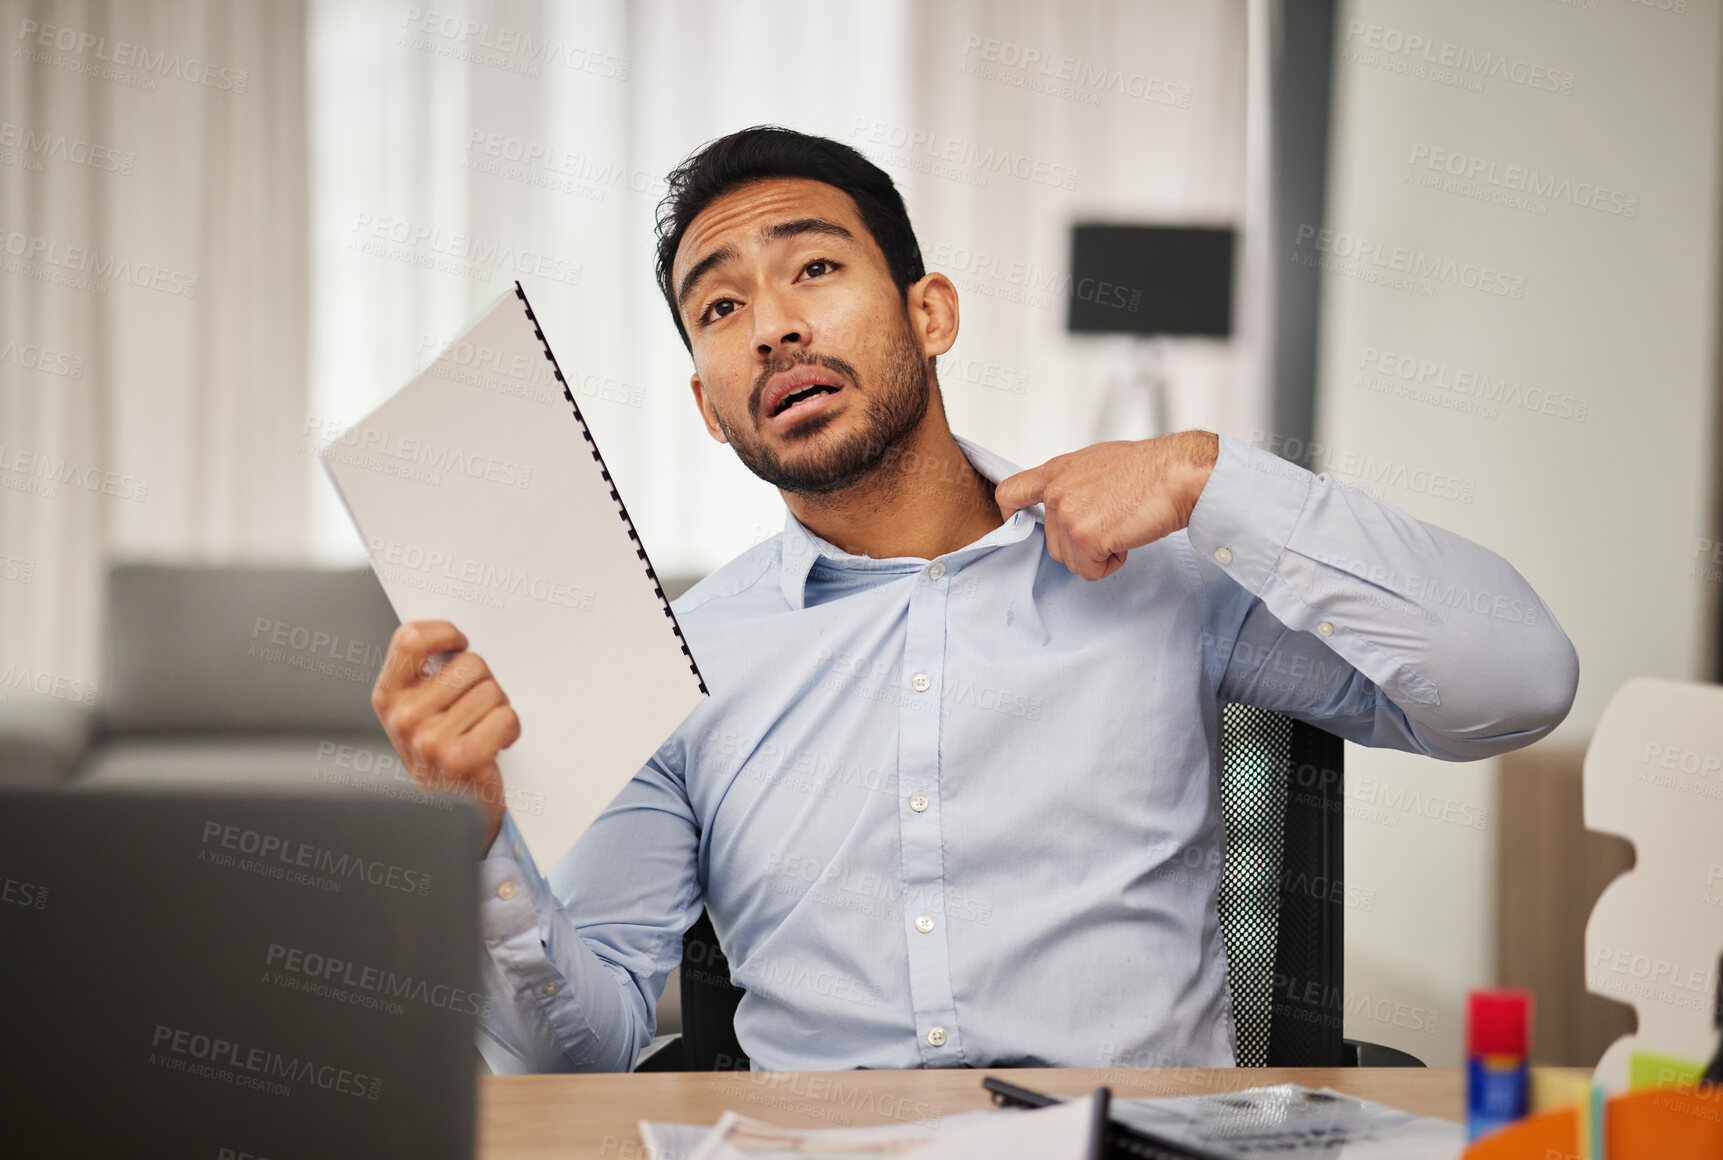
[{"left": 1462, "top": 1082, "right": 1723, "bottom": 1158}]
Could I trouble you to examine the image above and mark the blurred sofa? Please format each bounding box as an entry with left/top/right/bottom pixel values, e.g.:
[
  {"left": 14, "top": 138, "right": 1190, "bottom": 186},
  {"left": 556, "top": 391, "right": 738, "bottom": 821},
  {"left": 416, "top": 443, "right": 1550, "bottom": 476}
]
[{"left": 1, "top": 563, "right": 405, "bottom": 792}]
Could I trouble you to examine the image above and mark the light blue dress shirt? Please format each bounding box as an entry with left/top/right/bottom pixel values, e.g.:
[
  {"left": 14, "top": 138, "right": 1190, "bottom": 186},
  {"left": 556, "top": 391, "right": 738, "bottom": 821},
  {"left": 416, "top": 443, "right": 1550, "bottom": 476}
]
[{"left": 472, "top": 433, "right": 1578, "bottom": 1074}]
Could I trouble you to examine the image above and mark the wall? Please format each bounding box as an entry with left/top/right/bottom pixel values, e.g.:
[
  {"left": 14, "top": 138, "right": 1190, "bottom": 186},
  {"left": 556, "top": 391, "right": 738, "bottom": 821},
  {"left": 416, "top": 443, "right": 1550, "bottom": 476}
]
[{"left": 1315, "top": 0, "right": 1721, "bottom": 1064}]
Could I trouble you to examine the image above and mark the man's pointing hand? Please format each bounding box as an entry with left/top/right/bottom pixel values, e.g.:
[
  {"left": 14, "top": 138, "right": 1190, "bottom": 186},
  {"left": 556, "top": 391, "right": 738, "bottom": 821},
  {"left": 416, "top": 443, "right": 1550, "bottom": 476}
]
[{"left": 995, "top": 431, "right": 1220, "bottom": 581}]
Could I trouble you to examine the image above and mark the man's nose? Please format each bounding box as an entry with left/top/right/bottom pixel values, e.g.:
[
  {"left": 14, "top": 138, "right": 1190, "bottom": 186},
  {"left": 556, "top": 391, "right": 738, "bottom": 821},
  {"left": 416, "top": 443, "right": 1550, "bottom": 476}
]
[{"left": 750, "top": 285, "right": 811, "bottom": 357}]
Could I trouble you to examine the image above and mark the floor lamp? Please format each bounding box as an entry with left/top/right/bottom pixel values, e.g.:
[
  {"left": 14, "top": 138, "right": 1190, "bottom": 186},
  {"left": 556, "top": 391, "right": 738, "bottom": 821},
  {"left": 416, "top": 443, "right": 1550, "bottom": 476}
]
[{"left": 1067, "top": 223, "right": 1237, "bottom": 441}]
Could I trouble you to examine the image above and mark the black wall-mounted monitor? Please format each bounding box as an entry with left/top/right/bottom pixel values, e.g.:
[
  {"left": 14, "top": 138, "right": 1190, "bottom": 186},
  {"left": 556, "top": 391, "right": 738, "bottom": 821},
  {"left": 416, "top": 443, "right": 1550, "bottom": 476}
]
[{"left": 1067, "top": 224, "right": 1236, "bottom": 337}]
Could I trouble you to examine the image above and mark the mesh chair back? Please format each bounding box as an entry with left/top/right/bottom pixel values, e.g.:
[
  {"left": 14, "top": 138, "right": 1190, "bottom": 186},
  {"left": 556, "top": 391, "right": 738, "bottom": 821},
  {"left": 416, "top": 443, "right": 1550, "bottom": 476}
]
[
  {"left": 1218, "top": 703, "right": 1346, "bottom": 1066},
  {"left": 677, "top": 705, "right": 1346, "bottom": 1071}
]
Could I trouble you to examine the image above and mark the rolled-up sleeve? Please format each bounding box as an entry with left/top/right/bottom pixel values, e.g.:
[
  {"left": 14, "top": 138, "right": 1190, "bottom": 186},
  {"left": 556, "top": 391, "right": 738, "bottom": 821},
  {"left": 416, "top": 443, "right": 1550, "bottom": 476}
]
[
  {"left": 1184, "top": 433, "right": 1578, "bottom": 760},
  {"left": 475, "top": 742, "right": 703, "bottom": 1074}
]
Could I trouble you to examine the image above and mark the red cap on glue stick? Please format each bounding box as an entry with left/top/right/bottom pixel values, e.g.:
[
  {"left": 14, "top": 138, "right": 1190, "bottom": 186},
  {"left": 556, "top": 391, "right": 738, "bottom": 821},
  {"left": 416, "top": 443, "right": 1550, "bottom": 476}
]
[{"left": 1468, "top": 990, "right": 1530, "bottom": 1057}]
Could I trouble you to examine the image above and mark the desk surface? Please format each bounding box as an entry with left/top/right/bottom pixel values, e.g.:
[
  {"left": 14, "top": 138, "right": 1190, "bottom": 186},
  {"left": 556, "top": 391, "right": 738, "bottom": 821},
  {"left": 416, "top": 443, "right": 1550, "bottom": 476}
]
[{"left": 477, "top": 1067, "right": 1465, "bottom": 1158}]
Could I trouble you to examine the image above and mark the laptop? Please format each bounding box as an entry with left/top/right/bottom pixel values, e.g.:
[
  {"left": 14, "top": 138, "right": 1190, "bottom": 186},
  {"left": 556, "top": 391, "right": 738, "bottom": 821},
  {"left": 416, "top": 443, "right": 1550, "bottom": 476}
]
[{"left": 0, "top": 788, "right": 482, "bottom": 1158}]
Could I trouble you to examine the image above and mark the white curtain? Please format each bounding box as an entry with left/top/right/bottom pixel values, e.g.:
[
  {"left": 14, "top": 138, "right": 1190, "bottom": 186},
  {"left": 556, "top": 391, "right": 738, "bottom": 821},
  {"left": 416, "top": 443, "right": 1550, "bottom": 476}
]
[
  {"left": 305, "top": 0, "right": 916, "bottom": 574},
  {"left": 306, "top": 0, "right": 1258, "bottom": 579},
  {"left": 0, "top": 0, "right": 308, "bottom": 703}
]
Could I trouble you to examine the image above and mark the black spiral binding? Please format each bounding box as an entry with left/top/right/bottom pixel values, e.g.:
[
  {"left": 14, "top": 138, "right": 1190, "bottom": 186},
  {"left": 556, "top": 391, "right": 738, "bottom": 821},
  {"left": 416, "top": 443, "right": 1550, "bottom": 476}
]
[{"left": 512, "top": 282, "right": 708, "bottom": 696}]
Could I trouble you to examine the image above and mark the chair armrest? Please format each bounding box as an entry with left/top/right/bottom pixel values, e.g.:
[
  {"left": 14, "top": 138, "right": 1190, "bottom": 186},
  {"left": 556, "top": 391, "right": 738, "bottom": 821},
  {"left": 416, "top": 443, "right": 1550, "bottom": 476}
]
[{"left": 1342, "top": 1038, "right": 1427, "bottom": 1067}]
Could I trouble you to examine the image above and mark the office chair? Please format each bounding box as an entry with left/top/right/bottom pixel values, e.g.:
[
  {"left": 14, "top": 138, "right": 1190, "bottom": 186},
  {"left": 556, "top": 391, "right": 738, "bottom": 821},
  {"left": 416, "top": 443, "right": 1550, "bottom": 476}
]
[
  {"left": 637, "top": 704, "right": 1423, "bottom": 1071},
  {"left": 1216, "top": 704, "right": 1418, "bottom": 1067}
]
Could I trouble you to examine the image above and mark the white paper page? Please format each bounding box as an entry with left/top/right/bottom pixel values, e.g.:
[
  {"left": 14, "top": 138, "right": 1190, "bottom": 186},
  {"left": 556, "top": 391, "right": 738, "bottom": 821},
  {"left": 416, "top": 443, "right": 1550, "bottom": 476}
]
[
  {"left": 686, "top": 1100, "right": 1098, "bottom": 1160},
  {"left": 319, "top": 283, "right": 706, "bottom": 861},
  {"left": 654, "top": 1110, "right": 1001, "bottom": 1160},
  {"left": 897, "top": 1095, "right": 1099, "bottom": 1159},
  {"left": 640, "top": 1120, "right": 712, "bottom": 1160}
]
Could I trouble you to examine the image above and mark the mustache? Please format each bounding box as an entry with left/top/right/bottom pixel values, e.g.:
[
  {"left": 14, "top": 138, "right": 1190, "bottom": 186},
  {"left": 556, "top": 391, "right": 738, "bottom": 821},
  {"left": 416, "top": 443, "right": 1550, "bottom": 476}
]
[{"left": 749, "top": 350, "right": 861, "bottom": 420}]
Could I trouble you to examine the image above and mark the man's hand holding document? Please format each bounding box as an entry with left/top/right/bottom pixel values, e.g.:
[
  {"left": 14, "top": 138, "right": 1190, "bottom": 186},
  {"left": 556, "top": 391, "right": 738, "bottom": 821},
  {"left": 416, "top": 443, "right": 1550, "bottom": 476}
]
[
  {"left": 319, "top": 283, "right": 706, "bottom": 858},
  {"left": 370, "top": 618, "right": 514, "bottom": 846}
]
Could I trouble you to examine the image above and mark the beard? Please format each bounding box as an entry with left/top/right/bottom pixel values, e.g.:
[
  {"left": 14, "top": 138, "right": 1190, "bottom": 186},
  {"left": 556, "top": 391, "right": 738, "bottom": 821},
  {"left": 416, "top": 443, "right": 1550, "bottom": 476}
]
[{"left": 713, "top": 313, "right": 930, "bottom": 497}]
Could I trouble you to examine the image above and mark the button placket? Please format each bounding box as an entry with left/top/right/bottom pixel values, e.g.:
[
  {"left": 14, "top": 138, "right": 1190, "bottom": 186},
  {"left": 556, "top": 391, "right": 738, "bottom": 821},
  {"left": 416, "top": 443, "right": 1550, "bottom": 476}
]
[{"left": 896, "top": 562, "right": 963, "bottom": 1064}]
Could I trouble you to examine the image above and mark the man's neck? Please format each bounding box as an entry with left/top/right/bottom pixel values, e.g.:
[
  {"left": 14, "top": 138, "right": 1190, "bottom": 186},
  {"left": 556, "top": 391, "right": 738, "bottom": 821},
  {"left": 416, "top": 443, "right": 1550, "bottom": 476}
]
[{"left": 782, "top": 416, "right": 1005, "bottom": 562}]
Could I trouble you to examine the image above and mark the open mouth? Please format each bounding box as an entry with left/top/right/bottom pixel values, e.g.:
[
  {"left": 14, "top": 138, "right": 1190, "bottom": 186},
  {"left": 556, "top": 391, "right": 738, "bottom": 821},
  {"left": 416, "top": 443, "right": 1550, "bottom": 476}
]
[{"left": 771, "top": 382, "right": 841, "bottom": 418}]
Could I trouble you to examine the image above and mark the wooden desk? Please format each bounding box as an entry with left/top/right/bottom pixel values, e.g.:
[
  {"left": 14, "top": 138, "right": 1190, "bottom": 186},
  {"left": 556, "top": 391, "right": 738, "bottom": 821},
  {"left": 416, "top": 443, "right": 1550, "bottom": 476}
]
[{"left": 477, "top": 1067, "right": 1465, "bottom": 1158}]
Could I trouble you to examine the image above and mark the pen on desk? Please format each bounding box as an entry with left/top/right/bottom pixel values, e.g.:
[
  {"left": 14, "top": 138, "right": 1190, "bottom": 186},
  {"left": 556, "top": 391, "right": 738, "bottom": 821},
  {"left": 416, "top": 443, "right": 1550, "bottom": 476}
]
[
  {"left": 981, "top": 1077, "right": 1226, "bottom": 1160},
  {"left": 1085, "top": 1084, "right": 1112, "bottom": 1160}
]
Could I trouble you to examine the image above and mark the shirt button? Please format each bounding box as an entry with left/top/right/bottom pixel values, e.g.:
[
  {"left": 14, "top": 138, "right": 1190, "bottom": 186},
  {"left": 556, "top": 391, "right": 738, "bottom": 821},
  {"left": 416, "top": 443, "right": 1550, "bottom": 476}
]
[
  {"left": 909, "top": 792, "right": 929, "bottom": 812},
  {"left": 915, "top": 914, "right": 935, "bottom": 933},
  {"left": 512, "top": 843, "right": 523, "bottom": 861},
  {"left": 910, "top": 673, "right": 931, "bottom": 692},
  {"left": 1214, "top": 546, "right": 1234, "bottom": 565},
  {"left": 542, "top": 981, "right": 559, "bottom": 995},
  {"left": 927, "top": 1026, "right": 947, "bottom": 1047},
  {"left": 496, "top": 880, "right": 518, "bottom": 901},
  {"left": 1317, "top": 621, "right": 1334, "bottom": 636},
  {"left": 927, "top": 562, "right": 946, "bottom": 580}
]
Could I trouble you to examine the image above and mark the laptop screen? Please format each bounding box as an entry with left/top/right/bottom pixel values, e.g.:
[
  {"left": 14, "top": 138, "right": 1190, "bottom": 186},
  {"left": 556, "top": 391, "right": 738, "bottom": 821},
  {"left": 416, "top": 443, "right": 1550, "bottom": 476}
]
[{"left": 0, "top": 789, "right": 481, "bottom": 1159}]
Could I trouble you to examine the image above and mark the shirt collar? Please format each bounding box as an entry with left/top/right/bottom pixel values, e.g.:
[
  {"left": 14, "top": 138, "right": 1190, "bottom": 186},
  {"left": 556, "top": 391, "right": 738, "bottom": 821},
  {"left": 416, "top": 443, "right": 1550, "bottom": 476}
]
[{"left": 777, "top": 435, "right": 1043, "bottom": 610}]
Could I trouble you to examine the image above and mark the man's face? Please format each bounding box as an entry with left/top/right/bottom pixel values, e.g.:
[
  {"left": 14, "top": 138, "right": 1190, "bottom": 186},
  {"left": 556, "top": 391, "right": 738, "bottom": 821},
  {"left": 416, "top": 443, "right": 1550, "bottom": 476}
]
[{"left": 673, "top": 177, "right": 942, "bottom": 495}]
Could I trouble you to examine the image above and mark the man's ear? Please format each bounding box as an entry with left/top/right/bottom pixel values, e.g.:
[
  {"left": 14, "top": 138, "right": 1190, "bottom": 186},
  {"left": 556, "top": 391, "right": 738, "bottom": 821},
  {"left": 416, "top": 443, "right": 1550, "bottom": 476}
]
[
  {"left": 906, "top": 272, "right": 960, "bottom": 359},
  {"left": 689, "top": 374, "right": 729, "bottom": 444}
]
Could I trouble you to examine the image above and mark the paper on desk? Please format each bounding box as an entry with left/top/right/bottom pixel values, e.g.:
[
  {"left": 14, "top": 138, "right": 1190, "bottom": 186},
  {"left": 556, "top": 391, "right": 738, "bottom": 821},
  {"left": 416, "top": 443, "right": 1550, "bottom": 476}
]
[
  {"left": 640, "top": 1114, "right": 994, "bottom": 1160},
  {"left": 318, "top": 284, "right": 706, "bottom": 861},
  {"left": 640, "top": 1120, "right": 711, "bottom": 1160},
  {"left": 673, "top": 1096, "right": 1100, "bottom": 1160},
  {"left": 1111, "top": 1084, "right": 1462, "bottom": 1159}
]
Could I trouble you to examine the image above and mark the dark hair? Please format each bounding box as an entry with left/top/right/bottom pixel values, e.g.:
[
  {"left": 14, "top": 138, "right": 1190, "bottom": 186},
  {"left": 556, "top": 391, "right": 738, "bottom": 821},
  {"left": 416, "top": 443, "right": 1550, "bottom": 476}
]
[{"left": 654, "top": 125, "right": 927, "bottom": 353}]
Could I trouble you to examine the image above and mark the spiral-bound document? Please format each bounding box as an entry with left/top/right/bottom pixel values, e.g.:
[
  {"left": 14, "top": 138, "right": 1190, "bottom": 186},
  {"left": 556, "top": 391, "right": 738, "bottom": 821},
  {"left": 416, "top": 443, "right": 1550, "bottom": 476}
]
[{"left": 319, "top": 282, "right": 706, "bottom": 860}]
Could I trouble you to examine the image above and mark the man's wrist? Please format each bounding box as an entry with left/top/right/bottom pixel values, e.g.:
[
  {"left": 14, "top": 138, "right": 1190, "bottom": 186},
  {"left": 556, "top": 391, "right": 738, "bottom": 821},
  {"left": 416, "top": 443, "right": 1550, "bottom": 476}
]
[{"left": 1170, "top": 430, "right": 1219, "bottom": 528}]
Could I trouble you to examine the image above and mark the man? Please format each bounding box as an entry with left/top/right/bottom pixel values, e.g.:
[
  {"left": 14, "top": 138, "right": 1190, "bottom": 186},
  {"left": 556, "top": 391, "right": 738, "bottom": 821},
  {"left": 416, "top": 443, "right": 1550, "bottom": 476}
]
[{"left": 370, "top": 126, "right": 1578, "bottom": 1074}]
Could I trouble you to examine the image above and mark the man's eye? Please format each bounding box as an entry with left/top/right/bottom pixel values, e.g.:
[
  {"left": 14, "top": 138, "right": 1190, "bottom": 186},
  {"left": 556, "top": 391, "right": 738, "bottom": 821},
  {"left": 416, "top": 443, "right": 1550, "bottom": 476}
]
[
  {"left": 701, "top": 298, "right": 737, "bottom": 325},
  {"left": 802, "top": 259, "right": 837, "bottom": 279}
]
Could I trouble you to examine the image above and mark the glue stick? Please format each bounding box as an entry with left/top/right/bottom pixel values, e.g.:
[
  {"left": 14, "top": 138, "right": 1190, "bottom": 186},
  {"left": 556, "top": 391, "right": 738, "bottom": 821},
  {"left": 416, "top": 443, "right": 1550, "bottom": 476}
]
[{"left": 1467, "top": 989, "right": 1531, "bottom": 1141}]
